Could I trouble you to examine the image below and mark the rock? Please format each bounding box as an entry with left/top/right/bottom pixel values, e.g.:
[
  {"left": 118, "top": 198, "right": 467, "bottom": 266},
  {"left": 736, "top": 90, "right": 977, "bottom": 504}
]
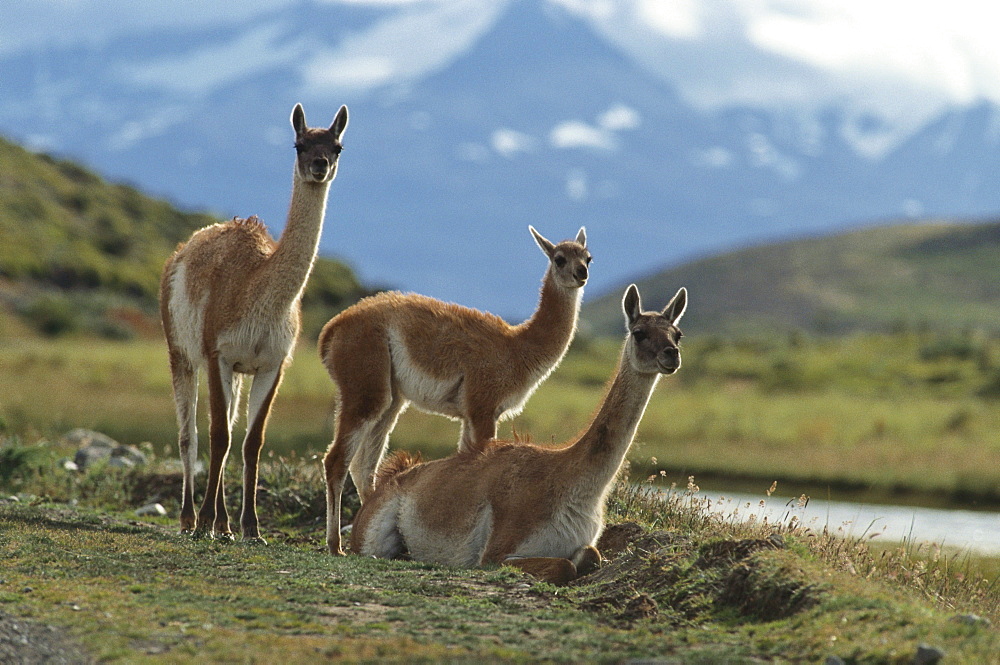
[
  {"left": 825, "top": 657, "right": 846, "bottom": 665},
  {"left": 60, "top": 459, "right": 79, "bottom": 472},
  {"left": 63, "top": 428, "right": 117, "bottom": 449},
  {"left": 913, "top": 644, "right": 945, "bottom": 665},
  {"left": 952, "top": 613, "right": 991, "bottom": 628},
  {"left": 135, "top": 503, "right": 167, "bottom": 517},
  {"left": 64, "top": 429, "right": 147, "bottom": 470}
]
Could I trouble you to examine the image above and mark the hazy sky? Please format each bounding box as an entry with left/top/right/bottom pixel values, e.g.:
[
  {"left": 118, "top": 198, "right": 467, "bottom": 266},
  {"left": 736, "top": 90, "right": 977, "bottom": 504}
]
[{"left": 6, "top": 0, "right": 1000, "bottom": 160}]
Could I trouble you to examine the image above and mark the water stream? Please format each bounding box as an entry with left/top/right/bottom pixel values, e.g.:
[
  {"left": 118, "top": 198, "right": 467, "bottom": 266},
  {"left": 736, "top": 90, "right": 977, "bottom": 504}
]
[{"left": 682, "top": 489, "right": 1000, "bottom": 555}]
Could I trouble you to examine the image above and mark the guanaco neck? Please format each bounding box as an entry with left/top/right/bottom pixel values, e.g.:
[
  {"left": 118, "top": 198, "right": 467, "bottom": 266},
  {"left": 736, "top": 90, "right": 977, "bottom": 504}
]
[
  {"left": 514, "top": 270, "right": 582, "bottom": 359},
  {"left": 254, "top": 170, "right": 331, "bottom": 311},
  {"left": 566, "top": 350, "right": 661, "bottom": 488}
]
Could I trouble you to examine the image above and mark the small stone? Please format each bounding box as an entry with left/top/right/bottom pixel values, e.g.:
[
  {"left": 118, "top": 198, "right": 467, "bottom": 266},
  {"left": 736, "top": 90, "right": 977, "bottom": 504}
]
[
  {"left": 952, "top": 613, "right": 991, "bottom": 628},
  {"left": 914, "top": 644, "right": 945, "bottom": 665},
  {"left": 136, "top": 503, "right": 167, "bottom": 517},
  {"left": 61, "top": 459, "right": 79, "bottom": 472},
  {"left": 67, "top": 428, "right": 148, "bottom": 469},
  {"left": 113, "top": 444, "right": 148, "bottom": 466},
  {"left": 825, "top": 657, "right": 846, "bottom": 665}
]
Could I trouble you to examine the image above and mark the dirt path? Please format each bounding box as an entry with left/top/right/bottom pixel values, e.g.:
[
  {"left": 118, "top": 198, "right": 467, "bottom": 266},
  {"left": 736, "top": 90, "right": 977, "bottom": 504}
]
[{"left": 0, "top": 610, "right": 91, "bottom": 665}]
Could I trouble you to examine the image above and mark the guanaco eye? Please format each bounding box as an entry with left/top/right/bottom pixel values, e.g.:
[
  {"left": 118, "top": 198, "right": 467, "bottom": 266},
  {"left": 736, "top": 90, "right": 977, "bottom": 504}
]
[
  {"left": 554, "top": 256, "right": 567, "bottom": 268},
  {"left": 632, "top": 329, "right": 647, "bottom": 342},
  {"left": 585, "top": 255, "right": 593, "bottom": 265},
  {"left": 294, "top": 143, "right": 305, "bottom": 154}
]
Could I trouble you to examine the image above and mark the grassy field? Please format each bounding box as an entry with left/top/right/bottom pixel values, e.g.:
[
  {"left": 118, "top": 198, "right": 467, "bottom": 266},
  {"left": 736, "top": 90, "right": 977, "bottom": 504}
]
[
  {"left": 0, "top": 446, "right": 998, "bottom": 663},
  {"left": 2, "top": 328, "right": 999, "bottom": 508}
]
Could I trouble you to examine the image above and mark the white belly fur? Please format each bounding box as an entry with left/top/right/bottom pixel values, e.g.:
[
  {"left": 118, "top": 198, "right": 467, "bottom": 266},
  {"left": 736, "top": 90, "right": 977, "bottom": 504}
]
[
  {"left": 398, "top": 495, "right": 493, "bottom": 567},
  {"left": 387, "top": 328, "right": 463, "bottom": 418},
  {"left": 168, "top": 263, "right": 293, "bottom": 375}
]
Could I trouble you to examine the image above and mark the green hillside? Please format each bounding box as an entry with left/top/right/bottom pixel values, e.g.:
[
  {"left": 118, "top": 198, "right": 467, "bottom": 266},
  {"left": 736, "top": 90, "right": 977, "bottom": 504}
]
[
  {"left": 583, "top": 220, "right": 1000, "bottom": 337},
  {"left": 0, "top": 136, "right": 367, "bottom": 339}
]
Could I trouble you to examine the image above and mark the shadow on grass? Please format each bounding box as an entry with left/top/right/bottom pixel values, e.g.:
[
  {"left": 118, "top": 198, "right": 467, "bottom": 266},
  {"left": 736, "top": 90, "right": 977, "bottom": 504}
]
[{"left": 0, "top": 503, "right": 163, "bottom": 538}]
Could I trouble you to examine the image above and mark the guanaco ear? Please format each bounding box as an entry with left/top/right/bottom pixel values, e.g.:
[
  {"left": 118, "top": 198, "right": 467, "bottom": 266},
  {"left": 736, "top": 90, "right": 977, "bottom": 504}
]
[
  {"left": 529, "top": 225, "right": 556, "bottom": 259},
  {"left": 576, "top": 227, "right": 587, "bottom": 247},
  {"left": 663, "top": 287, "right": 688, "bottom": 325},
  {"left": 330, "top": 105, "right": 349, "bottom": 139},
  {"left": 622, "top": 284, "right": 642, "bottom": 326},
  {"left": 291, "top": 103, "right": 307, "bottom": 137}
]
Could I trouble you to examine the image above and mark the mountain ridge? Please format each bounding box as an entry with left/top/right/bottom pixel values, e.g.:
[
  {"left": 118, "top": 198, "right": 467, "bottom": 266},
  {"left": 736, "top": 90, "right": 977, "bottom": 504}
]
[{"left": 581, "top": 218, "right": 1000, "bottom": 337}]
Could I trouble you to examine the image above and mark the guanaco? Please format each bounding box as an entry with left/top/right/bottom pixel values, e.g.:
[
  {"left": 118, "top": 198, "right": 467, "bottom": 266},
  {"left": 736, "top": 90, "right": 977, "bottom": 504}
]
[{"left": 160, "top": 104, "right": 348, "bottom": 541}]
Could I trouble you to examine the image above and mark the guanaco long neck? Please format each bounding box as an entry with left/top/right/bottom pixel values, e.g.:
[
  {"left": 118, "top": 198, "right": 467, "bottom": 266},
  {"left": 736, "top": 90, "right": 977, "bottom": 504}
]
[
  {"left": 515, "top": 271, "right": 582, "bottom": 358},
  {"left": 257, "top": 172, "right": 331, "bottom": 310},
  {"left": 567, "top": 351, "right": 661, "bottom": 488}
]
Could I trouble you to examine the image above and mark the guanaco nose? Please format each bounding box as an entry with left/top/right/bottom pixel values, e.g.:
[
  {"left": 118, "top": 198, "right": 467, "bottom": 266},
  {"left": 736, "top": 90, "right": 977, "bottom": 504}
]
[
  {"left": 311, "top": 157, "right": 330, "bottom": 174},
  {"left": 659, "top": 346, "right": 680, "bottom": 368},
  {"left": 574, "top": 265, "right": 588, "bottom": 282}
]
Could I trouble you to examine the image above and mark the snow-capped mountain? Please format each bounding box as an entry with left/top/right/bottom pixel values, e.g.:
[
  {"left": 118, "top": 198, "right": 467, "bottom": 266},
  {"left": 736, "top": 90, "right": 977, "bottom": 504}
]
[{"left": 4, "top": 0, "right": 1000, "bottom": 319}]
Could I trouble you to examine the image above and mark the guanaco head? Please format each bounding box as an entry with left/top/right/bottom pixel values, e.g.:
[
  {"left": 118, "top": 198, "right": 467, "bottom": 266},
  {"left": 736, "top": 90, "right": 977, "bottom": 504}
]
[
  {"left": 529, "top": 226, "right": 592, "bottom": 289},
  {"left": 291, "top": 103, "right": 349, "bottom": 184},
  {"left": 622, "top": 284, "right": 687, "bottom": 375}
]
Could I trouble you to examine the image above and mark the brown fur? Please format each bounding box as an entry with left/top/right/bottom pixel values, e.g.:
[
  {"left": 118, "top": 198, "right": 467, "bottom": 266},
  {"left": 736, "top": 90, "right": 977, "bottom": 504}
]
[{"left": 375, "top": 450, "right": 423, "bottom": 485}]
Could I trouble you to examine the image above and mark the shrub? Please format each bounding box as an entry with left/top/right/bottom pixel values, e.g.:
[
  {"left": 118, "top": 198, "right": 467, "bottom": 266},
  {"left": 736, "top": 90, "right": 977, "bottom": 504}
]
[{"left": 21, "top": 293, "right": 80, "bottom": 336}]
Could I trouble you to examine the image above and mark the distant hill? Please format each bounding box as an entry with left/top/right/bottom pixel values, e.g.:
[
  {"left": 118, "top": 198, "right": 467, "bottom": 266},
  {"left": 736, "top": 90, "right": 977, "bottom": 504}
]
[
  {"left": 581, "top": 220, "right": 1000, "bottom": 337},
  {"left": 9, "top": 2, "right": 1000, "bottom": 320},
  {"left": 0, "top": 136, "right": 368, "bottom": 339}
]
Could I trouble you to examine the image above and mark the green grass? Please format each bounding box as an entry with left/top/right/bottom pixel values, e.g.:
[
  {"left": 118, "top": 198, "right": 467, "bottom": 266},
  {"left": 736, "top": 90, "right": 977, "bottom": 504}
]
[
  {"left": 0, "top": 453, "right": 997, "bottom": 663},
  {"left": 2, "top": 329, "right": 999, "bottom": 507}
]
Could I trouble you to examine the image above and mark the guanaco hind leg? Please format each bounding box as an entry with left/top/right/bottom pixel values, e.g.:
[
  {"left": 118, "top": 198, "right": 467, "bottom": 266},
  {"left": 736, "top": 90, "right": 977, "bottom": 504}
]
[
  {"left": 169, "top": 355, "right": 199, "bottom": 533},
  {"left": 324, "top": 329, "right": 398, "bottom": 554}
]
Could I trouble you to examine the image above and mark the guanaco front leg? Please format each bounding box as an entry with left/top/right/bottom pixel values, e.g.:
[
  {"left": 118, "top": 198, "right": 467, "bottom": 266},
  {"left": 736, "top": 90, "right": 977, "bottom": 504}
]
[
  {"left": 570, "top": 545, "right": 601, "bottom": 577},
  {"left": 240, "top": 366, "right": 283, "bottom": 543},
  {"left": 503, "top": 556, "right": 579, "bottom": 585},
  {"left": 503, "top": 546, "right": 601, "bottom": 585}
]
